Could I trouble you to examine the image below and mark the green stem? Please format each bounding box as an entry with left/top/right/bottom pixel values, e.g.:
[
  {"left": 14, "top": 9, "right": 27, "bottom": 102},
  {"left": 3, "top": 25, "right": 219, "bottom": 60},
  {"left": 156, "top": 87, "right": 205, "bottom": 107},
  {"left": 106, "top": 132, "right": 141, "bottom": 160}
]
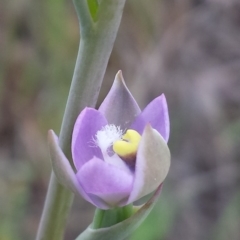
[
  {"left": 35, "top": 174, "right": 74, "bottom": 240},
  {"left": 120, "top": 204, "right": 133, "bottom": 221},
  {"left": 36, "top": 1, "right": 126, "bottom": 239},
  {"left": 92, "top": 204, "right": 133, "bottom": 229},
  {"left": 92, "top": 208, "right": 105, "bottom": 229}
]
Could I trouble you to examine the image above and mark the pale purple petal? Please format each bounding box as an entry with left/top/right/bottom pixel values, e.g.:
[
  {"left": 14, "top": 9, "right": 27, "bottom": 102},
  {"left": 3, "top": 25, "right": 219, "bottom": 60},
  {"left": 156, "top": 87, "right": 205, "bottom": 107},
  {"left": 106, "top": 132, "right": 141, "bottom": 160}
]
[
  {"left": 48, "top": 130, "right": 95, "bottom": 205},
  {"left": 131, "top": 94, "right": 170, "bottom": 142},
  {"left": 77, "top": 157, "right": 134, "bottom": 208},
  {"left": 72, "top": 108, "right": 107, "bottom": 171},
  {"left": 103, "top": 153, "right": 132, "bottom": 174},
  {"left": 99, "top": 71, "right": 141, "bottom": 130},
  {"left": 127, "top": 124, "right": 170, "bottom": 204}
]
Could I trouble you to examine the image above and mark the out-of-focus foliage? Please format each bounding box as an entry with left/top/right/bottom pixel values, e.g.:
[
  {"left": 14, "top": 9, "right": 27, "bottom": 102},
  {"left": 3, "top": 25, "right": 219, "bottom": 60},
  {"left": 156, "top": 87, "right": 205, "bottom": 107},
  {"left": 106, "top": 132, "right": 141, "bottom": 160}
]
[{"left": 0, "top": 0, "right": 240, "bottom": 239}]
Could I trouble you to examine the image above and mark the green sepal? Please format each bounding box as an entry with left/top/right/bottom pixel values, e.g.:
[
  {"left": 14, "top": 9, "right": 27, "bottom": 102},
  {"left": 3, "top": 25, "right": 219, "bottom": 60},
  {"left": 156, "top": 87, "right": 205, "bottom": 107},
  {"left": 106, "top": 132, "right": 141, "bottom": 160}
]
[{"left": 75, "top": 184, "right": 162, "bottom": 240}]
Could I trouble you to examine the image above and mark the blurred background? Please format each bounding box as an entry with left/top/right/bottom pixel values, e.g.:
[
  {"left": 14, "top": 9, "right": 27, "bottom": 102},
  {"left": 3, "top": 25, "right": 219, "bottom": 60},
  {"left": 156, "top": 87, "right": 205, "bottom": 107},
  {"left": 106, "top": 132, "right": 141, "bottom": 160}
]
[{"left": 1, "top": 0, "right": 240, "bottom": 239}]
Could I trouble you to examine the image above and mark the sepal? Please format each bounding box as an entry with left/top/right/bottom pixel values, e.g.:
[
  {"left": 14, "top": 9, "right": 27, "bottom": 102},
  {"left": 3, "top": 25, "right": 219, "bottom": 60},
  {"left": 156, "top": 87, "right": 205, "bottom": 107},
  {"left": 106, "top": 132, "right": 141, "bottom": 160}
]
[
  {"left": 48, "top": 130, "right": 94, "bottom": 204},
  {"left": 99, "top": 71, "right": 141, "bottom": 130},
  {"left": 127, "top": 124, "right": 170, "bottom": 203}
]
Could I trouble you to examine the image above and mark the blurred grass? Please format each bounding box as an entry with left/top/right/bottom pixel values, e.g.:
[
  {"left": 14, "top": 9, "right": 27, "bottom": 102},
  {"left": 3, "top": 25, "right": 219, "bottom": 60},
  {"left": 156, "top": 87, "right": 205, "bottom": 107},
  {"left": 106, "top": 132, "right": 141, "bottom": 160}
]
[
  {"left": 212, "top": 192, "right": 240, "bottom": 240},
  {"left": 130, "top": 187, "right": 177, "bottom": 240},
  {"left": 0, "top": 160, "right": 32, "bottom": 240}
]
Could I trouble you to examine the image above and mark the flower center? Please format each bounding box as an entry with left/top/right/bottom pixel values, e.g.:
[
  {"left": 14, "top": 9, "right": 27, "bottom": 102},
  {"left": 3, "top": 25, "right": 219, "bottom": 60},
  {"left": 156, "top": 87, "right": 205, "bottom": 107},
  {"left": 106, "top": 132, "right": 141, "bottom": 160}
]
[
  {"left": 94, "top": 125, "right": 141, "bottom": 165},
  {"left": 94, "top": 124, "right": 123, "bottom": 155},
  {"left": 113, "top": 129, "right": 141, "bottom": 158}
]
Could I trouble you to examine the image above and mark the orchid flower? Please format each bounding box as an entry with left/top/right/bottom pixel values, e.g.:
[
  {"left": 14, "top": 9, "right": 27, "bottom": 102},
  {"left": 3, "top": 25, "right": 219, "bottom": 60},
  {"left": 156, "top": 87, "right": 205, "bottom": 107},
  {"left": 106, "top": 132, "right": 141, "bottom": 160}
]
[{"left": 49, "top": 71, "right": 170, "bottom": 210}]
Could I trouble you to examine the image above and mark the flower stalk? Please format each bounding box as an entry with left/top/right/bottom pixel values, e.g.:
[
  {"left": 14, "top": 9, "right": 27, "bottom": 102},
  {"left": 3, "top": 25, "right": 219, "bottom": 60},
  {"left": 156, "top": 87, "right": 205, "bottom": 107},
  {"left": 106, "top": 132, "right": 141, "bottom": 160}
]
[
  {"left": 75, "top": 185, "right": 163, "bottom": 240},
  {"left": 92, "top": 204, "right": 133, "bottom": 229},
  {"left": 36, "top": 1, "right": 126, "bottom": 239}
]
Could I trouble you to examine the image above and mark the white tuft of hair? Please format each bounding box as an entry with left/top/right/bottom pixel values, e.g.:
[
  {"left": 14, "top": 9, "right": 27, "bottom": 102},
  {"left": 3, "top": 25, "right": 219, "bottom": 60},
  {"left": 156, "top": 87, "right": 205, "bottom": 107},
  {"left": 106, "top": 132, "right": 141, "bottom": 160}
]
[{"left": 94, "top": 124, "right": 123, "bottom": 153}]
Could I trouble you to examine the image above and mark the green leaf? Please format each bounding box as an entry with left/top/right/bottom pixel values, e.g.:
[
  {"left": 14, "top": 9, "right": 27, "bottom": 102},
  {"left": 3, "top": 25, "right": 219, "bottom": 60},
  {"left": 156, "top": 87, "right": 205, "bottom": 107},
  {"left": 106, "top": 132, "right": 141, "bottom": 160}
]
[
  {"left": 75, "top": 185, "right": 163, "bottom": 240},
  {"left": 87, "top": 0, "right": 99, "bottom": 21}
]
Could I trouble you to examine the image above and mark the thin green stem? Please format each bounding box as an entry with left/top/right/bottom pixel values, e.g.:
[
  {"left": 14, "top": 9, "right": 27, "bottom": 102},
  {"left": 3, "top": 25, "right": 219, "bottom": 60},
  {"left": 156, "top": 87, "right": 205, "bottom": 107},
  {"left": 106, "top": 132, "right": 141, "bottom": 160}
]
[
  {"left": 120, "top": 204, "right": 133, "bottom": 221},
  {"left": 92, "top": 208, "right": 105, "bottom": 229},
  {"left": 36, "top": 1, "right": 126, "bottom": 239},
  {"left": 92, "top": 204, "right": 133, "bottom": 229},
  {"left": 73, "top": 0, "right": 93, "bottom": 36},
  {"left": 35, "top": 174, "right": 74, "bottom": 240}
]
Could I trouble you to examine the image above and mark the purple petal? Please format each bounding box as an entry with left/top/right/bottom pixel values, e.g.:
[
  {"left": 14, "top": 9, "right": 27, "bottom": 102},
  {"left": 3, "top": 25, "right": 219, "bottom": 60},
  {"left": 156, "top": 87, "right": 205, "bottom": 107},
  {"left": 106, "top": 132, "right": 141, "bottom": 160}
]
[
  {"left": 131, "top": 94, "right": 170, "bottom": 142},
  {"left": 72, "top": 108, "right": 107, "bottom": 171},
  {"left": 127, "top": 125, "right": 170, "bottom": 204},
  {"left": 104, "top": 154, "right": 132, "bottom": 174},
  {"left": 99, "top": 71, "right": 141, "bottom": 130},
  {"left": 77, "top": 157, "right": 134, "bottom": 208},
  {"left": 48, "top": 130, "right": 95, "bottom": 205}
]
